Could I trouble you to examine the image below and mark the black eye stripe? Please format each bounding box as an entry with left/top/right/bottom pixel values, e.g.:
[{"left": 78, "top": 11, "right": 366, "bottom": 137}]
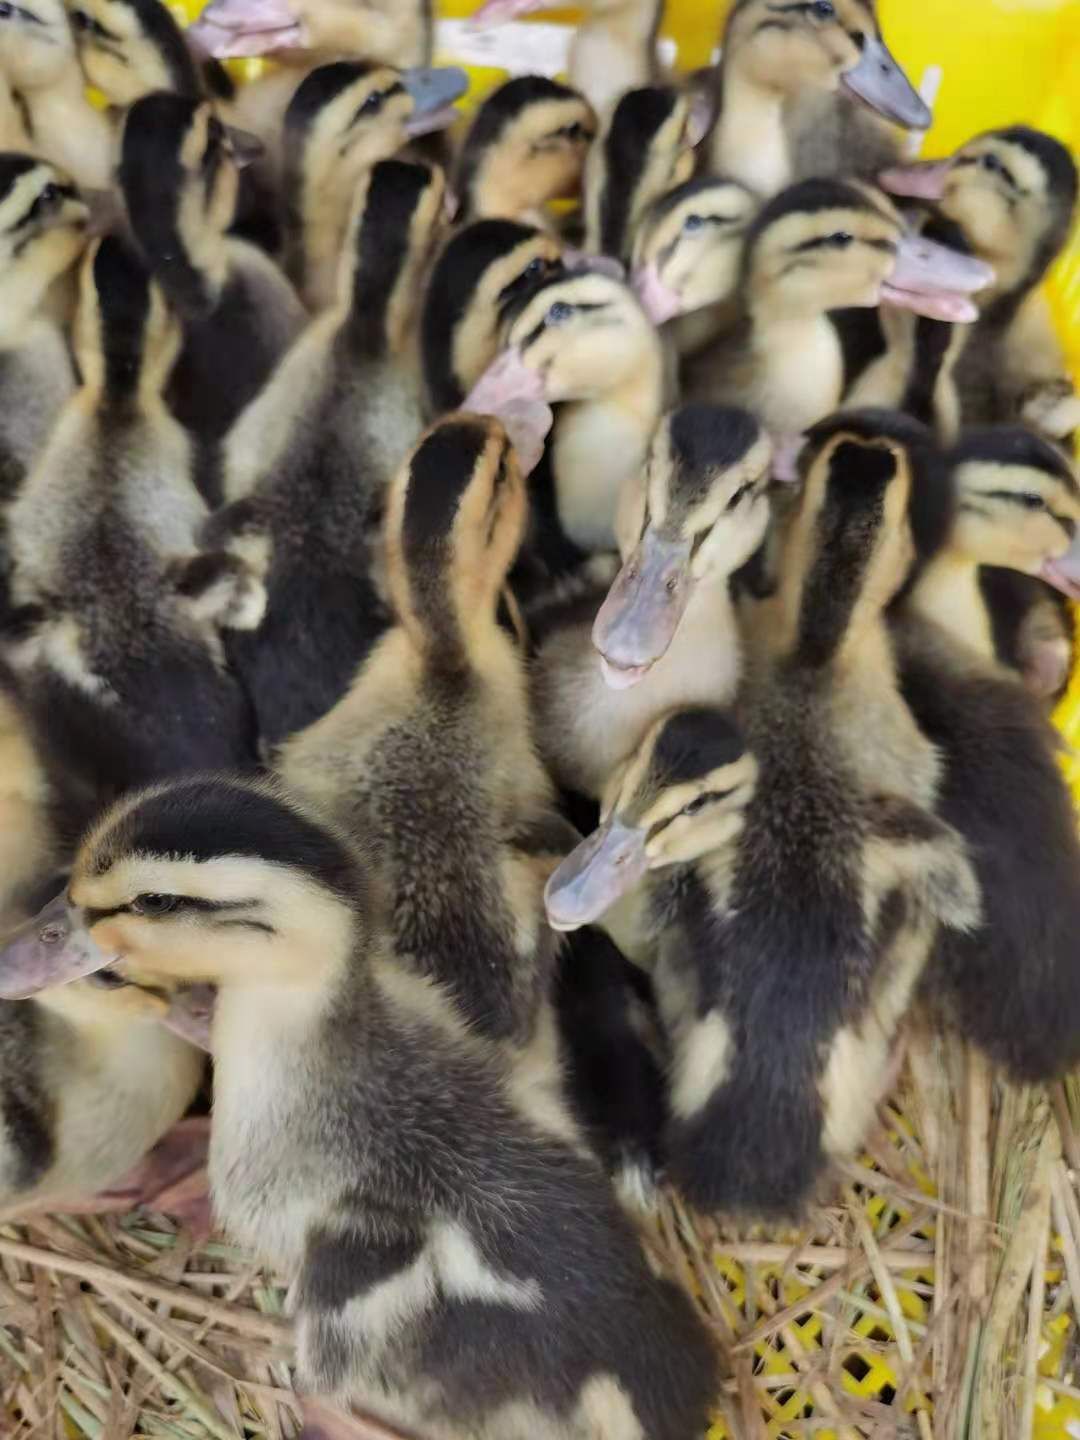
[{"left": 84, "top": 896, "right": 264, "bottom": 925}]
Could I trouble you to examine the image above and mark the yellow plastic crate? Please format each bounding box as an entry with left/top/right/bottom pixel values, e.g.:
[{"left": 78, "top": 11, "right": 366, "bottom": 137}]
[{"left": 169, "top": 1, "right": 1080, "bottom": 1431}]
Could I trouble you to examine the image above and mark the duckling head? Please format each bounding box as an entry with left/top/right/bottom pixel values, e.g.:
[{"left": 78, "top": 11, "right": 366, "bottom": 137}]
[
  {"left": 631, "top": 176, "right": 758, "bottom": 325},
  {"left": 545, "top": 707, "right": 757, "bottom": 931},
  {"left": 284, "top": 59, "right": 467, "bottom": 205},
  {"left": 74, "top": 232, "right": 182, "bottom": 406},
  {"left": 338, "top": 158, "right": 447, "bottom": 355},
  {"left": 0, "top": 0, "right": 77, "bottom": 89},
  {"left": 720, "top": 0, "right": 929, "bottom": 130},
  {"left": 120, "top": 93, "right": 254, "bottom": 318},
  {"left": 944, "top": 427, "right": 1080, "bottom": 600},
  {"left": 384, "top": 414, "right": 528, "bottom": 668},
  {"left": 0, "top": 155, "right": 90, "bottom": 336},
  {"left": 745, "top": 178, "right": 992, "bottom": 323},
  {"left": 69, "top": 0, "right": 203, "bottom": 104},
  {"left": 421, "top": 218, "right": 566, "bottom": 412},
  {"left": 779, "top": 421, "right": 918, "bottom": 667},
  {"left": 592, "top": 405, "right": 772, "bottom": 688},
  {"left": 0, "top": 775, "right": 366, "bottom": 997},
  {"left": 464, "top": 267, "right": 659, "bottom": 419},
  {"left": 456, "top": 75, "right": 596, "bottom": 224},
  {"left": 883, "top": 127, "right": 1078, "bottom": 304},
  {"left": 586, "top": 84, "right": 712, "bottom": 263}
]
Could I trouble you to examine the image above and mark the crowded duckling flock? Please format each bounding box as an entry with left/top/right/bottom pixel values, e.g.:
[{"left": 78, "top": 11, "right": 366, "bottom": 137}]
[{"left": 0, "top": 0, "right": 1077, "bottom": 1433}]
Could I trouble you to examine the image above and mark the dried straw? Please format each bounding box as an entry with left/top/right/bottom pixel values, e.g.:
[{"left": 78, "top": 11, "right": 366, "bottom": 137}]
[{"left": 2, "top": 1024, "right": 1078, "bottom": 1437}]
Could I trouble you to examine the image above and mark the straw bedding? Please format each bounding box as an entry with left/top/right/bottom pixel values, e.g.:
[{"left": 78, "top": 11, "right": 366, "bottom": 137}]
[{"left": 3, "top": 1026, "right": 1078, "bottom": 1439}]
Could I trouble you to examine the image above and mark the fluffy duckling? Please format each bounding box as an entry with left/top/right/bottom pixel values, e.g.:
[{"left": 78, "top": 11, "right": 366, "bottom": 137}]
[
  {"left": 189, "top": 0, "right": 433, "bottom": 67},
  {"left": 465, "top": 266, "right": 665, "bottom": 554},
  {"left": 281, "top": 59, "right": 466, "bottom": 311},
  {"left": 0, "top": 157, "right": 90, "bottom": 529},
  {"left": 897, "top": 572, "right": 1080, "bottom": 1078},
  {"left": 532, "top": 405, "right": 772, "bottom": 799},
  {"left": 2, "top": 235, "right": 263, "bottom": 842},
  {"left": 708, "top": 0, "right": 929, "bottom": 198},
  {"left": 883, "top": 126, "right": 1080, "bottom": 441},
  {"left": 0, "top": 960, "right": 203, "bottom": 1216},
  {"left": 906, "top": 427, "right": 1080, "bottom": 670},
  {"left": 470, "top": 0, "right": 665, "bottom": 119},
  {"left": 210, "top": 158, "right": 448, "bottom": 746},
  {"left": 420, "top": 216, "right": 566, "bottom": 413},
  {"left": 278, "top": 414, "right": 571, "bottom": 1043},
  {"left": 119, "top": 92, "right": 305, "bottom": 491},
  {"left": 684, "top": 178, "right": 992, "bottom": 439},
  {"left": 630, "top": 174, "right": 758, "bottom": 355},
  {"left": 548, "top": 428, "right": 979, "bottom": 1217},
  {"left": 16, "top": 420, "right": 721, "bottom": 1435},
  {"left": 0, "top": 0, "right": 113, "bottom": 188},
  {"left": 582, "top": 82, "right": 710, "bottom": 263},
  {"left": 454, "top": 76, "right": 596, "bottom": 227}
]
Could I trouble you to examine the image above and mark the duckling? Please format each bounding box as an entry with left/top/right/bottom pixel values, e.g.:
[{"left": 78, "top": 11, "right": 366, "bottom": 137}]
[
  {"left": 281, "top": 59, "right": 466, "bottom": 311},
  {"left": 882, "top": 126, "right": 1080, "bottom": 441},
  {"left": 421, "top": 216, "right": 566, "bottom": 414},
  {"left": 0, "top": 156, "right": 88, "bottom": 538},
  {"left": 630, "top": 174, "right": 758, "bottom": 354},
  {"left": 707, "top": 0, "right": 930, "bottom": 199},
  {"left": 582, "top": 83, "right": 710, "bottom": 264},
  {"left": 189, "top": 0, "right": 433, "bottom": 67},
  {"left": 0, "top": 0, "right": 113, "bottom": 188},
  {"left": 547, "top": 427, "right": 979, "bottom": 1217},
  {"left": 454, "top": 76, "right": 596, "bottom": 227},
  {"left": 119, "top": 91, "right": 305, "bottom": 494},
  {"left": 1, "top": 234, "right": 264, "bottom": 843},
  {"left": 532, "top": 404, "right": 772, "bottom": 800},
  {"left": 18, "top": 426, "right": 720, "bottom": 1436},
  {"left": 209, "top": 158, "right": 448, "bottom": 746},
  {"left": 897, "top": 577, "right": 1080, "bottom": 1079},
  {"left": 0, "top": 943, "right": 202, "bottom": 1215},
  {"left": 463, "top": 266, "right": 665, "bottom": 555},
  {"left": 470, "top": 0, "right": 665, "bottom": 119},
  {"left": 905, "top": 427, "right": 1080, "bottom": 670},
  {"left": 683, "top": 178, "right": 991, "bottom": 440}
]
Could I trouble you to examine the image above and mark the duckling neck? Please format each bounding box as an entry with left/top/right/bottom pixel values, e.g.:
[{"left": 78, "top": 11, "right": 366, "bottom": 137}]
[
  {"left": 571, "top": 0, "right": 662, "bottom": 112},
  {"left": 907, "top": 549, "right": 994, "bottom": 659},
  {"left": 710, "top": 64, "right": 789, "bottom": 196},
  {"left": 749, "top": 310, "right": 845, "bottom": 433},
  {"left": 553, "top": 344, "right": 665, "bottom": 552},
  {"left": 341, "top": 229, "right": 428, "bottom": 359}
]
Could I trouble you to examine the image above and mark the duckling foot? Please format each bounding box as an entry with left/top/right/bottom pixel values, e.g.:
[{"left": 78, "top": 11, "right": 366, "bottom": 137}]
[
  {"left": 299, "top": 1395, "right": 417, "bottom": 1440},
  {"left": 60, "top": 1117, "right": 213, "bottom": 1235}
]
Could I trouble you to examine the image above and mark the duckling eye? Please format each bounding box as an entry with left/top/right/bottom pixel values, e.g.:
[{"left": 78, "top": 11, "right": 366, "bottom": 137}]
[
  {"left": 132, "top": 893, "right": 181, "bottom": 917},
  {"left": 523, "top": 257, "right": 545, "bottom": 281},
  {"left": 0, "top": 3, "right": 14, "bottom": 18},
  {"left": 810, "top": 0, "right": 835, "bottom": 17},
  {"left": 1018, "top": 492, "right": 1046, "bottom": 510},
  {"left": 982, "top": 154, "right": 1003, "bottom": 175},
  {"left": 546, "top": 300, "right": 573, "bottom": 325},
  {"left": 683, "top": 214, "right": 705, "bottom": 234},
  {"left": 682, "top": 795, "right": 710, "bottom": 817},
  {"left": 828, "top": 231, "right": 854, "bottom": 248},
  {"left": 356, "top": 91, "right": 384, "bottom": 120},
  {"left": 71, "top": 8, "right": 91, "bottom": 28},
  {"left": 726, "top": 482, "right": 753, "bottom": 512}
]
